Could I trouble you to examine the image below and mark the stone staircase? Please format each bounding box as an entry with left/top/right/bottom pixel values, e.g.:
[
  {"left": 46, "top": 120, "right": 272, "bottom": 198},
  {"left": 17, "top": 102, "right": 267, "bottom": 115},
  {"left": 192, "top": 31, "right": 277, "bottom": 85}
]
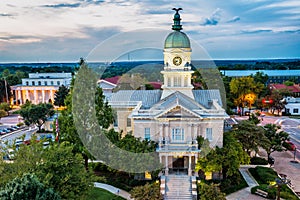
[{"left": 164, "top": 175, "right": 192, "bottom": 200}]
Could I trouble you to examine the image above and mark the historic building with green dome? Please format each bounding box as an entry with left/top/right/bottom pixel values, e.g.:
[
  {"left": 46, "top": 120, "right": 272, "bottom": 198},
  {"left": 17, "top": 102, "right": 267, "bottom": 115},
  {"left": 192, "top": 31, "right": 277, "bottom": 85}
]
[{"left": 107, "top": 8, "right": 228, "bottom": 199}]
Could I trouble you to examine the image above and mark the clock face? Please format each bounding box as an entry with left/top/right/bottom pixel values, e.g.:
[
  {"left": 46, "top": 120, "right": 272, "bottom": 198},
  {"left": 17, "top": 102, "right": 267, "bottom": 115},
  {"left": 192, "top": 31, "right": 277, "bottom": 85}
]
[{"left": 173, "top": 56, "right": 182, "bottom": 66}]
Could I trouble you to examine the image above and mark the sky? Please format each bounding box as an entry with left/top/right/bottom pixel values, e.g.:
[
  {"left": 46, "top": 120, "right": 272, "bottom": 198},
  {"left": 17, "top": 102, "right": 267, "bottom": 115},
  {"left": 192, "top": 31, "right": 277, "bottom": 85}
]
[{"left": 0, "top": 0, "right": 299, "bottom": 62}]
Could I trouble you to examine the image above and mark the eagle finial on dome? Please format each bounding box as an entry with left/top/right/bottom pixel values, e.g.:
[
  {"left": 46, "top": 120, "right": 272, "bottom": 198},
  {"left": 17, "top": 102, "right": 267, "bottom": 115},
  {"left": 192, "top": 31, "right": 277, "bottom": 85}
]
[{"left": 172, "top": 8, "right": 183, "bottom": 31}]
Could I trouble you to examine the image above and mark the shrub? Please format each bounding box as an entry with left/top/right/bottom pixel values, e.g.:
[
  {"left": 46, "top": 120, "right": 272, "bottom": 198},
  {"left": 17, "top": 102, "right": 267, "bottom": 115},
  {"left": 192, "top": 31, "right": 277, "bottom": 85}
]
[
  {"left": 250, "top": 157, "right": 268, "bottom": 165},
  {"left": 17, "top": 122, "right": 24, "bottom": 127},
  {"left": 280, "top": 191, "right": 299, "bottom": 200},
  {"left": 250, "top": 166, "right": 277, "bottom": 184}
]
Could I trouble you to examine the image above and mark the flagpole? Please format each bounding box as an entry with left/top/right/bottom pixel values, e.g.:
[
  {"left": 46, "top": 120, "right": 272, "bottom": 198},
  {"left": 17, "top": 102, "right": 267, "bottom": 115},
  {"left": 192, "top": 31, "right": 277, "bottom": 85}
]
[{"left": 55, "top": 107, "right": 60, "bottom": 144}]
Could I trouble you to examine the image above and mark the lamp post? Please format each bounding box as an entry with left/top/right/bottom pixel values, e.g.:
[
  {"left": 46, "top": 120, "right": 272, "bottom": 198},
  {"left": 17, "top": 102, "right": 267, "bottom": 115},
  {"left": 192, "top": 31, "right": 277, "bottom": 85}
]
[{"left": 275, "top": 175, "right": 291, "bottom": 200}]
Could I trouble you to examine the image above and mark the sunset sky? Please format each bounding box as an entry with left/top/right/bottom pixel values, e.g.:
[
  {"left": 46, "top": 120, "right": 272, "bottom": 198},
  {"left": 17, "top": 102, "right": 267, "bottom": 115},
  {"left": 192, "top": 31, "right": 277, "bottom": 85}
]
[{"left": 0, "top": 0, "right": 299, "bottom": 62}]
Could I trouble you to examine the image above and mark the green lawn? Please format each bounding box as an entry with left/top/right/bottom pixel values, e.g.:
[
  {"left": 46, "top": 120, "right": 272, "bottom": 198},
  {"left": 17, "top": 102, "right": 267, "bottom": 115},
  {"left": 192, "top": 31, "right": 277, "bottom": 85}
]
[{"left": 86, "top": 188, "right": 126, "bottom": 200}]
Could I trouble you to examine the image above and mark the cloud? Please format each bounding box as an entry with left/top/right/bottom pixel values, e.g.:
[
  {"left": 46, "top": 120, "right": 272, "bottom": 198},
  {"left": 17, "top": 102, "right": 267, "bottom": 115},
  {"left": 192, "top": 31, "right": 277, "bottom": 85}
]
[
  {"left": 227, "top": 16, "right": 240, "bottom": 23},
  {"left": 80, "top": 0, "right": 105, "bottom": 6},
  {"left": 0, "top": 13, "right": 14, "bottom": 17},
  {"left": 42, "top": 3, "right": 81, "bottom": 8},
  {"left": 241, "top": 29, "right": 272, "bottom": 34},
  {"left": 200, "top": 8, "right": 222, "bottom": 26}
]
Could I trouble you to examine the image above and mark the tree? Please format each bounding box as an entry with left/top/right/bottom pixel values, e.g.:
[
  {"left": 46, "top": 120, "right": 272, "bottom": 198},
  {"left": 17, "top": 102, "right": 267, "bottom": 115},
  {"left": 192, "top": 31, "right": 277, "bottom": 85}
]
[
  {"left": 0, "top": 79, "right": 12, "bottom": 103},
  {"left": 0, "top": 138, "right": 93, "bottom": 200},
  {"left": 196, "top": 148, "right": 222, "bottom": 178},
  {"left": 54, "top": 85, "right": 69, "bottom": 107},
  {"left": 0, "top": 102, "right": 10, "bottom": 116},
  {"left": 19, "top": 103, "right": 54, "bottom": 131},
  {"left": 0, "top": 109, "right": 6, "bottom": 119},
  {"left": 0, "top": 173, "right": 61, "bottom": 200},
  {"left": 198, "top": 183, "right": 226, "bottom": 200},
  {"left": 221, "top": 131, "right": 250, "bottom": 178},
  {"left": 251, "top": 71, "right": 268, "bottom": 85},
  {"left": 230, "top": 76, "right": 264, "bottom": 115},
  {"left": 270, "top": 89, "right": 290, "bottom": 115},
  {"left": 263, "top": 124, "right": 289, "bottom": 159},
  {"left": 130, "top": 182, "right": 163, "bottom": 200},
  {"left": 95, "top": 87, "right": 114, "bottom": 129},
  {"left": 233, "top": 120, "right": 269, "bottom": 156},
  {"left": 36, "top": 142, "right": 93, "bottom": 200},
  {"left": 58, "top": 59, "right": 113, "bottom": 170}
]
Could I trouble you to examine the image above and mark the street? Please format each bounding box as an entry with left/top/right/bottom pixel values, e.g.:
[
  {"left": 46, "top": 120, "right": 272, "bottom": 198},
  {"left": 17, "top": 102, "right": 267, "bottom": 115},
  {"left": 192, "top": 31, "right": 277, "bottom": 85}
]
[{"left": 235, "top": 115, "right": 300, "bottom": 160}]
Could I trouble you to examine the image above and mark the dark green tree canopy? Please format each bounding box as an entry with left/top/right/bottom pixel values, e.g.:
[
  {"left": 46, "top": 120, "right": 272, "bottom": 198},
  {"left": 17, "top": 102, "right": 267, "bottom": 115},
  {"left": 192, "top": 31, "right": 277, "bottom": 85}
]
[
  {"left": 233, "top": 120, "right": 269, "bottom": 156},
  {"left": 130, "top": 182, "right": 163, "bottom": 200},
  {"left": 263, "top": 124, "right": 289, "bottom": 158},
  {"left": 0, "top": 173, "right": 61, "bottom": 200},
  {"left": 54, "top": 85, "right": 69, "bottom": 107},
  {"left": 19, "top": 103, "right": 54, "bottom": 131}
]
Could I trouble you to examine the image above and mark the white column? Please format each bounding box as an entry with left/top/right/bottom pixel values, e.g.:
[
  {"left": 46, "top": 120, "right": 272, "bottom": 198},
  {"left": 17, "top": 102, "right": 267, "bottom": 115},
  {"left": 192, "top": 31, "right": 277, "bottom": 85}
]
[
  {"left": 18, "top": 90, "right": 22, "bottom": 105},
  {"left": 26, "top": 90, "right": 29, "bottom": 102},
  {"left": 188, "top": 123, "right": 192, "bottom": 143},
  {"left": 164, "top": 123, "right": 169, "bottom": 142},
  {"left": 50, "top": 90, "right": 54, "bottom": 103},
  {"left": 34, "top": 89, "right": 37, "bottom": 104},
  {"left": 171, "top": 77, "right": 174, "bottom": 87},
  {"left": 165, "top": 155, "right": 169, "bottom": 175},
  {"left": 42, "top": 89, "right": 45, "bottom": 103},
  {"left": 188, "top": 155, "right": 192, "bottom": 176},
  {"left": 181, "top": 76, "right": 184, "bottom": 87}
]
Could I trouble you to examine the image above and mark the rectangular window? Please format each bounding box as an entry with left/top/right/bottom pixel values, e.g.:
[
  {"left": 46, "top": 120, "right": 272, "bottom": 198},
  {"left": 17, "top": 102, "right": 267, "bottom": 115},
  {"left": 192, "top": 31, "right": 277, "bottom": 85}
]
[
  {"left": 44, "top": 81, "right": 47, "bottom": 86},
  {"left": 57, "top": 81, "right": 60, "bottom": 85},
  {"left": 167, "top": 77, "right": 171, "bottom": 87},
  {"left": 174, "top": 76, "right": 180, "bottom": 87},
  {"left": 293, "top": 108, "right": 298, "bottom": 113},
  {"left": 144, "top": 128, "right": 150, "bottom": 141},
  {"left": 127, "top": 118, "right": 131, "bottom": 127},
  {"left": 50, "top": 81, "right": 54, "bottom": 85},
  {"left": 26, "top": 81, "right": 29, "bottom": 86},
  {"left": 32, "top": 81, "right": 35, "bottom": 86},
  {"left": 172, "top": 128, "right": 184, "bottom": 142},
  {"left": 206, "top": 128, "right": 213, "bottom": 141}
]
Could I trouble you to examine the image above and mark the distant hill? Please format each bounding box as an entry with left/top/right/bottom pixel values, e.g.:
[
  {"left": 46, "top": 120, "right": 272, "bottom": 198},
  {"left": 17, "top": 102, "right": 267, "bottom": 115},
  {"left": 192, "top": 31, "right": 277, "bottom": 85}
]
[{"left": 1, "top": 59, "right": 299, "bottom": 78}]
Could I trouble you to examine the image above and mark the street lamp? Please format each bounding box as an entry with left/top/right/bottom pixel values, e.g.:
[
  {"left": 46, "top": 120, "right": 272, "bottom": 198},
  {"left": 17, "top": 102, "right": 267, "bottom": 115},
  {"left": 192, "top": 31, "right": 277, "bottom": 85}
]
[{"left": 274, "top": 175, "right": 291, "bottom": 200}]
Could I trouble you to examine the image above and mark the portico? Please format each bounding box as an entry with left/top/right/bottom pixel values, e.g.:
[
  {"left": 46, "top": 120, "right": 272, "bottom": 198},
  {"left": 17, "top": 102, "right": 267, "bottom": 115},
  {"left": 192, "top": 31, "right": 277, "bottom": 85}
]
[
  {"left": 11, "top": 72, "right": 72, "bottom": 105},
  {"left": 159, "top": 152, "right": 199, "bottom": 176}
]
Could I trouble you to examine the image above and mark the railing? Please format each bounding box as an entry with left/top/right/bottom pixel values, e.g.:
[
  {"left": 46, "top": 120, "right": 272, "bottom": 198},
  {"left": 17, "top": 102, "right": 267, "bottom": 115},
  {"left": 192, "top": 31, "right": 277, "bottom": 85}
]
[{"left": 156, "top": 141, "right": 199, "bottom": 152}]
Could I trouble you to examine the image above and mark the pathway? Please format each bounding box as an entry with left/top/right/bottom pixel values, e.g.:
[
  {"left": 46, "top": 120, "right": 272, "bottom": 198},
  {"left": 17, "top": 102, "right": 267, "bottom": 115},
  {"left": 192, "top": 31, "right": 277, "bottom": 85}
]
[
  {"left": 94, "top": 182, "right": 132, "bottom": 200},
  {"left": 226, "top": 166, "right": 265, "bottom": 200}
]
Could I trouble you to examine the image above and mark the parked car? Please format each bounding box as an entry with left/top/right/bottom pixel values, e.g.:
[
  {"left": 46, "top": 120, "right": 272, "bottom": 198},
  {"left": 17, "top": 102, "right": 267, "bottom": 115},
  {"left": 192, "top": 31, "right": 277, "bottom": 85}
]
[
  {"left": 0, "top": 130, "right": 6, "bottom": 135},
  {"left": 2, "top": 129, "right": 10, "bottom": 134},
  {"left": 284, "top": 141, "right": 296, "bottom": 151},
  {"left": 11, "top": 125, "right": 20, "bottom": 129},
  {"left": 2, "top": 148, "right": 15, "bottom": 160},
  {"left": 6, "top": 127, "right": 16, "bottom": 132}
]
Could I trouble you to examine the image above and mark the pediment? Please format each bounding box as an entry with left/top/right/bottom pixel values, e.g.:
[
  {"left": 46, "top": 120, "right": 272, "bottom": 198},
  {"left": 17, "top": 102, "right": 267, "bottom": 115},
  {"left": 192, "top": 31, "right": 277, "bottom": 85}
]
[{"left": 156, "top": 105, "right": 200, "bottom": 119}]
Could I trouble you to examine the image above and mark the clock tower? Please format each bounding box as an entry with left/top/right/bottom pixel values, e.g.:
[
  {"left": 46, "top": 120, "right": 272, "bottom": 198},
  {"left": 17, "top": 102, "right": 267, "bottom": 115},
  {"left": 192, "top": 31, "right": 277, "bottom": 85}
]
[{"left": 161, "top": 8, "right": 194, "bottom": 99}]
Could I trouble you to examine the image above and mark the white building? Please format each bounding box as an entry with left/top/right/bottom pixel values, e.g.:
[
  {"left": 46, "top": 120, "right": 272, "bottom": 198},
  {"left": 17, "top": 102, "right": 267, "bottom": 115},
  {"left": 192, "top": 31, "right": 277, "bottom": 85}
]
[
  {"left": 11, "top": 72, "right": 72, "bottom": 105},
  {"left": 107, "top": 9, "right": 228, "bottom": 179},
  {"left": 284, "top": 97, "right": 300, "bottom": 115}
]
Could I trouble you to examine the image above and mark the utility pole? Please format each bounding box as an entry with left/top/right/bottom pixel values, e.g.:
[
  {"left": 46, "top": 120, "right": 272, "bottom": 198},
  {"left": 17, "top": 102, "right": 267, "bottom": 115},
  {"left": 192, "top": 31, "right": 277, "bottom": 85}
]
[{"left": 4, "top": 77, "right": 9, "bottom": 104}]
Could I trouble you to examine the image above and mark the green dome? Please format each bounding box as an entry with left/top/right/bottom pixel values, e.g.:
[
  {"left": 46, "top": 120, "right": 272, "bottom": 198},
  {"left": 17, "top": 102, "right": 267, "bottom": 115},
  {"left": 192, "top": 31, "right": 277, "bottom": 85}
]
[{"left": 164, "top": 31, "right": 191, "bottom": 48}]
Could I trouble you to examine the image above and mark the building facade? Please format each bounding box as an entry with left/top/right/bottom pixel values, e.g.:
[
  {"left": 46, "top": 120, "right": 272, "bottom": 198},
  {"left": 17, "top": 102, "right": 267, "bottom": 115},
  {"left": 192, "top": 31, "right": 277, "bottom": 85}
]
[
  {"left": 107, "top": 10, "right": 228, "bottom": 178},
  {"left": 221, "top": 70, "right": 300, "bottom": 84},
  {"left": 11, "top": 72, "right": 72, "bottom": 105}
]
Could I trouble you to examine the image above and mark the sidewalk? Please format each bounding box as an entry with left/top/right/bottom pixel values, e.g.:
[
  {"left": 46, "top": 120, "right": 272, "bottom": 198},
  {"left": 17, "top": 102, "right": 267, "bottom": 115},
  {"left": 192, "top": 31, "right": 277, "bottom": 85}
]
[
  {"left": 258, "top": 150, "right": 300, "bottom": 194},
  {"left": 226, "top": 166, "right": 265, "bottom": 200},
  {"left": 94, "top": 182, "right": 132, "bottom": 200}
]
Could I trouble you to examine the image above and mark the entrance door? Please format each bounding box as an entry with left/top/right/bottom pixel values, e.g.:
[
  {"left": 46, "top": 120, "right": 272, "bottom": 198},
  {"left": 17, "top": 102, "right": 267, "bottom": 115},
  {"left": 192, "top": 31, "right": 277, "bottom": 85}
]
[
  {"left": 173, "top": 157, "right": 184, "bottom": 169},
  {"left": 172, "top": 157, "right": 187, "bottom": 174}
]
